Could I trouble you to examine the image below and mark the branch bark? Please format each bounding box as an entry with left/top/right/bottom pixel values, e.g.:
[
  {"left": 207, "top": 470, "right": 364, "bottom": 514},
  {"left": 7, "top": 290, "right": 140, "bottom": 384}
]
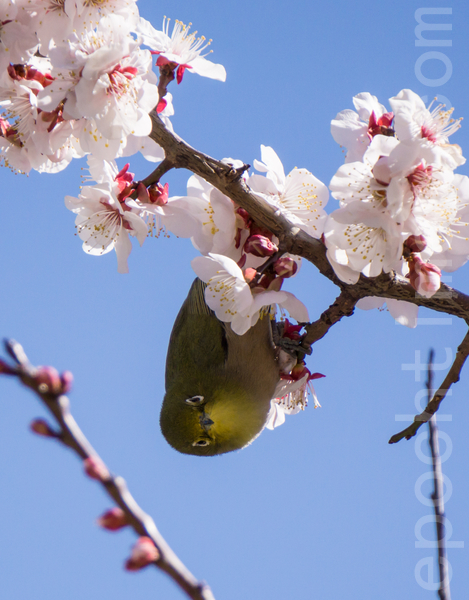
[
  {"left": 149, "top": 111, "right": 469, "bottom": 322},
  {"left": 1, "top": 340, "right": 215, "bottom": 600},
  {"left": 426, "top": 351, "right": 451, "bottom": 600},
  {"left": 389, "top": 330, "right": 469, "bottom": 443}
]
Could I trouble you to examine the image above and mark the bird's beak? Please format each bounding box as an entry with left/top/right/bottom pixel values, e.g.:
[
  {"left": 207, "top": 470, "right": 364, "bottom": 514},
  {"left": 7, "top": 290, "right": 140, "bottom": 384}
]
[{"left": 200, "top": 412, "right": 214, "bottom": 432}]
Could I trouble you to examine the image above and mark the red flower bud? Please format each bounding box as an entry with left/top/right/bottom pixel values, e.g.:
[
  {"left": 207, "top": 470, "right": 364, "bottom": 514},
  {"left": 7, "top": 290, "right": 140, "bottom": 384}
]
[
  {"left": 125, "top": 537, "right": 160, "bottom": 571},
  {"left": 97, "top": 507, "right": 129, "bottom": 531},
  {"left": 244, "top": 234, "right": 278, "bottom": 257},
  {"left": 84, "top": 457, "right": 110, "bottom": 482},
  {"left": 30, "top": 418, "right": 56, "bottom": 437},
  {"left": 34, "top": 367, "right": 63, "bottom": 395},
  {"left": 148, "top": 182, "right": 169, "bottom": 206},
  {"left": 405, "top": 235, "right": 427, "bottom": 253},
  {"left": 274, "top": 257, "right": 298, "bottom": 278}
]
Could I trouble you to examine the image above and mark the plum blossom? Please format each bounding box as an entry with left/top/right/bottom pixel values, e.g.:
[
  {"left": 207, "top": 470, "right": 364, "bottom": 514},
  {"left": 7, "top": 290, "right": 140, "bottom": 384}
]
[
  {"left": 389, "top": 89, "right": 465, "bottom": 169},
  {"left": 136, "top": 16, "right": 226, "bottom": 83},
  {"left": 191, "top": 253, "right": 308, "bottom": 335},
  {"left": 185, "top": 174, "right": 239, "bottom": 258},
  {"left": 249, "top": 145, "right": 329, "bottom": 239},
  {"left": 331, "top": 92, "right": 393, "bottom": 163},
  {"left": 65, "top": 176, "right": 148, "bottom": 274},
  {"left": 0, "top": 2, "right": 38, "bottom": 73},
  {"left": 265, "top": 365, "right": 324, "bottom": 430},
  {"left": 37, "top": 15, "right": 159, "bottom": 145}
]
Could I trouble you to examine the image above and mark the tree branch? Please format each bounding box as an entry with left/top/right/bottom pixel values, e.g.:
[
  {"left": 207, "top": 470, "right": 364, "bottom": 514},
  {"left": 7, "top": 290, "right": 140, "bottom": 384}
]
[
  {"left": 427, "top": 351, "right": 451, "bottom": 600},
  {"left": 301, "top": 290, "right": 358, "bottom": 351},
  {"left": 1, "top": 340, "right": 215, "bottom": 600},
  {"left": 149, "top": 111, "right": 469, "bottom": 322},
  {"left": 389, "top": 330, "right": 469, "bottom": 444}
]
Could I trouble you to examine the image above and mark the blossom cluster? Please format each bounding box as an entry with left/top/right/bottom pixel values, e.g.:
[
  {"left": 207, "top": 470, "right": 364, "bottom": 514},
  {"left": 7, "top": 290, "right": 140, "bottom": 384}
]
[
  {"left": 326, "top": 90, "right": 469, "bottom": 326},
  {"left": 0, "top": 0, "right": 225, "bottom": 173}
]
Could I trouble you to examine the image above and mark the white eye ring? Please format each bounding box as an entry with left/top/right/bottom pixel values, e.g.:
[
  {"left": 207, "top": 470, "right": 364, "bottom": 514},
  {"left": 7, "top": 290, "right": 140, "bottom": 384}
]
[
  {"left": 192, "top": 439, "right": 210, "bottom": 447},
  {"left": 185, "top": 395, "right": 205, "bottom": 406}
]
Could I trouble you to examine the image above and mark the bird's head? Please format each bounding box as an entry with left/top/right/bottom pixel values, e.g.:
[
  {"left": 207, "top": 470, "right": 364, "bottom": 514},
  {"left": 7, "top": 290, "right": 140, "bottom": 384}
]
[{"left": 160, "top": 377, "right": 271, "bottom": 456}]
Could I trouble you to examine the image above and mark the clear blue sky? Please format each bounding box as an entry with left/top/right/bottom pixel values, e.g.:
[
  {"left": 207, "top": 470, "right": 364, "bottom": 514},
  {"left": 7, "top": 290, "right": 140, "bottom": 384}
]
[{"left": 1, "top": 1, "right": 468, "bottom": 599}]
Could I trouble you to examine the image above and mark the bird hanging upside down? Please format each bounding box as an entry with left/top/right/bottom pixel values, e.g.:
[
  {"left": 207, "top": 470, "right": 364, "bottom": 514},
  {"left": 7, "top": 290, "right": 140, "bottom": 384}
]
[{"left": 160, "top": 278, "right": 285, "bottom": 456}]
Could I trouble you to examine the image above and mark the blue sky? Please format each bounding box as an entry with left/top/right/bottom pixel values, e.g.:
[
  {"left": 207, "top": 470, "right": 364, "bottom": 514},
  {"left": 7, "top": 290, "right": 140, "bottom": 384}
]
[{"left": 1, "top": 1, "right": 468, "bottom": 599}]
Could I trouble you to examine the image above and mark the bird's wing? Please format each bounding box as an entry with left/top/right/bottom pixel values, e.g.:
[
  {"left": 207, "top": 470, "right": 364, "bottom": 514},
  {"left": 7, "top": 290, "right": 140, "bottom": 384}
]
[{"left": 165, "top": 278, "right": 228, "bottom": 387}]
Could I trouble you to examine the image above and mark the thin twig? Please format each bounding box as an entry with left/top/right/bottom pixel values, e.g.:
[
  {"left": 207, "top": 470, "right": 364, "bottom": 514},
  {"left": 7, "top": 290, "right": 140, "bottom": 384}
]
[
  {"left": 139, "top": 156, "right": 176, "bottom": 188},
  {"left": 389, "top": 329, "right": 469, "bottom": 444},
  {"left": 149, "top": 111, "right": 469, "bottom": 321},
  {"left": 301, "top": 290, "right": 358, "bottom": 351},
  {"left": 427, "top": 351, "right": 451, "bottom": 600},
  {"left": 1, "top": 340, "right": 215, "bottom": 600}
]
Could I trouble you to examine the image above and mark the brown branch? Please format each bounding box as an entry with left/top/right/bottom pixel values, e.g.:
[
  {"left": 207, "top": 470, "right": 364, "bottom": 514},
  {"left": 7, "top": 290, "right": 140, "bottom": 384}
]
[
  {"left": 1, "top": 340, "right": 215, "bottom": 600},
  {"left": 389, "top": 329, "right": 469, "bottom": 444},
  {"left": 149, "top": 111, "right": 469, "bottom": 322},
  {"left": 301, "top": 290, "right": 358, "bottom": 351},
  {"left": 139, "top": 156, "right": 176, "bottom": 188},
  {"left": 427, "top": 351, "right": 451, "bottom": 600}
]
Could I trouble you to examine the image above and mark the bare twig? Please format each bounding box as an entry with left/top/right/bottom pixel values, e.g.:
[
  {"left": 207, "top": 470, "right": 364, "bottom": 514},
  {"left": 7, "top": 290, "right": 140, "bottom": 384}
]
[
  {"left": 389, "top": 329, "right": 469, "bottom": 444},
  {"left": 301, "top": 290, "right": 358, "bottom": 351},
  {"left": 1, "top": 340, "right": 215, "bottom": 600},
  {"left": 149, "top": 111, "right": 469, "bottom": 321},
  {"left": 427, "top": 351, "right": 451, "bottom": 600},
  {"left": 139, "top": 156, "right": 176, "bottom": 188}
]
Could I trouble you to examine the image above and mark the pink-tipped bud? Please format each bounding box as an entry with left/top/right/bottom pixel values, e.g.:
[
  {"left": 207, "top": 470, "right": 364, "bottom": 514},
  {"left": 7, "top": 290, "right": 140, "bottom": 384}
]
[
  {"left": 97, "top": 507, "right": 129, "bottom": 531},
  {"left": 408, "top": 255, "right": 441, "bottom": 298},
  {"left": 125, "top": 537, "right": 160, "bottom": 571},
  {"left": 243, "top": 268, "right": 257, "bottom": 283},
  {"left": 84, "top": 456, "right": 110, "bottom": 482},
  {"left": 244, "top": 234, "right": 278, "bottom": 258},
  {"left": 34, "top": 366, "right": 63, "bottom": 395},
  {"left": 274, "top": 257, "right": 298, "bottom": 278},
  {"left": 30, "top": 418, "right": 56, "bottom": 437},
  {"left": 60, "top": 371, "right": 73, "bottom": 394},
  {"left": 148, "top": 182, "right": 169, "bottom": 206},
  {"left": 405, "top": 234, "right": 427, "bottom": 253}
]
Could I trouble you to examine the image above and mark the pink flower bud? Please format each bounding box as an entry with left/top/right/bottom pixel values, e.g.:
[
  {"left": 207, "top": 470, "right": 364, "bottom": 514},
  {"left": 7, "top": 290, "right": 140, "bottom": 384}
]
[
  {"left": 408, "top": 255, "right": 441, "bottom": 298},
  {"left": 97, "top": 507, "right": 129, "bottom": 531},
  {"left": 84, "top": 457, "right": 110, "bottom": 482},
  {"left": 60, "top": 371, "right": 73, "bottom": 394},
  {"left": 244, "top": 234, "right": 278, "bottom": 257},
  {"left": 274, "top": 257, "right": 298, "bottom": 278},
  {"left": 405, "top": 235, "right": 427, "bottom": 253},
  {"left": 148, "top": 182, "right": 169, "bottom": 206},
  {"left": 34, "top": 366, "right": 63, "bottom": 395},
  {"left": 125, "top": 537, "right": 160, "bottom": 571},
  {"left": 30, "top": 418, "right": 56, "bottom": 437}
]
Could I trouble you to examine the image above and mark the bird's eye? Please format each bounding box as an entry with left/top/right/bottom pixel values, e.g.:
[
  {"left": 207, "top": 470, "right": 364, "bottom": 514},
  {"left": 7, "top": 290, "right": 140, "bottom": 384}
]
[
  {"left": 192, "top": 439, "right": 210, "bottom": 447},
  {"left": 185, "top": 395, "right": 205, "bottom": 406}
]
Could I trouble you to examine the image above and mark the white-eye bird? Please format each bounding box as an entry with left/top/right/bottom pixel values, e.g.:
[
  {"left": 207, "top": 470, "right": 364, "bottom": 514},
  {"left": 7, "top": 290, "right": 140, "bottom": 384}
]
[{"left": 160, "top": 278, "right": 281, "bottom": 456}]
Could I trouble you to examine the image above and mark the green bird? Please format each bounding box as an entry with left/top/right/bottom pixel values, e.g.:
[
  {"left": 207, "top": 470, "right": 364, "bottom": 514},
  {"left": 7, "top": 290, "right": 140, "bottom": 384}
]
[{"left": 160, "top": 278, "right": 281, "bottom": 456}]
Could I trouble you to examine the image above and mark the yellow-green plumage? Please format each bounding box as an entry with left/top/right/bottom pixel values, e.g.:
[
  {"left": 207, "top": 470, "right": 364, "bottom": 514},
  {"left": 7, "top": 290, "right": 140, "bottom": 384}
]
[{"left": 160, "top": 278, "right": 280, "bottom": 456}]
